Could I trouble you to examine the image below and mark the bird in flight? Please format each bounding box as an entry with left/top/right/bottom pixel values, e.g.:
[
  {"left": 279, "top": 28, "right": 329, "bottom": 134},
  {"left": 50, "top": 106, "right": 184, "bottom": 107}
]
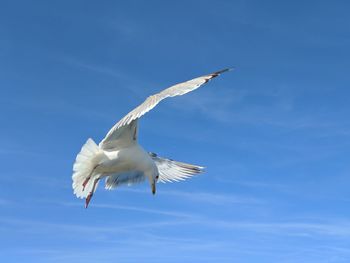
[{"left": 72, "top": 68, "right": 231, "bottom": 208}]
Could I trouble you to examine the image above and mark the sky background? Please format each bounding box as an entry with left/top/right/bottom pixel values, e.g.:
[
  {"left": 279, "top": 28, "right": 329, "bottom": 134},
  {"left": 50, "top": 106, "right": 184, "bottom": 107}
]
[{"left": 1, "top": 0, "right": 350, "bottom": 262}]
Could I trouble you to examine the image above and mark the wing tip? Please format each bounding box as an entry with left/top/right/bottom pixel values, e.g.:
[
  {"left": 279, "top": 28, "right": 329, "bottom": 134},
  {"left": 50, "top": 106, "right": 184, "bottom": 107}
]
[
  {"left": 212, "top": 67, "right": 234, "bottom": 76},
  {"left": 204, "top": 68, "right": 233, "bottom": 83}
]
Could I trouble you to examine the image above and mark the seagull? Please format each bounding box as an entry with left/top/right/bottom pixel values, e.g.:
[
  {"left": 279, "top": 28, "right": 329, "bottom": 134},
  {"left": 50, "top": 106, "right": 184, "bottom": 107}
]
[{"left": 72, "top": 68, "right": 231, "bottom": 208}]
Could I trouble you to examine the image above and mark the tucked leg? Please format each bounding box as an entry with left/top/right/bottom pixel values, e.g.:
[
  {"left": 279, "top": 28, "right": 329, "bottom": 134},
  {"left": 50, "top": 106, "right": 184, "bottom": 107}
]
[
  {"left": 82, "top": 165, "right": 99, "bottom": 191},
  {"left": 85, "top": 177, "right": 100, "bottom": 208},
  {"left": 82, "top": 177, "right": 90, "bottom": 191}
]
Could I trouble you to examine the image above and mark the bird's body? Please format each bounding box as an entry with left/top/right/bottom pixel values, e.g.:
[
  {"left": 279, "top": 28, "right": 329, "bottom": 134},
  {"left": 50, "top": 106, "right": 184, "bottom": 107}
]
[
  {"left": 98, "top": 143, "right": 157, "bottom": 179},
  {"left": 72, "top": 68, "right": 230, "bottom": 207}
]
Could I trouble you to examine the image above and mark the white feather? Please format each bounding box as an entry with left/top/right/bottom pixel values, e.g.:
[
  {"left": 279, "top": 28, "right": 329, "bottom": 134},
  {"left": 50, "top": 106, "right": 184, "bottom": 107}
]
[
  {"left": 150, "top": 153, "right": 205, "bottom": 183},
  {"left": 72, "top": 138, "right": 105, "bottom": 198},
  {"left": 100, "top": 69, "right": 231, "bottom": 149}
]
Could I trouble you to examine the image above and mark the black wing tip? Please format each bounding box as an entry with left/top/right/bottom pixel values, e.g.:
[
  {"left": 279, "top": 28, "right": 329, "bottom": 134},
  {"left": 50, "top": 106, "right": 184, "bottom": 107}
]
[
  {"left": 208, "top": 68, "right": 234, "bottom": 80},
  {"left": 212, "top": 67, "right": 234, "bottom": 75},
  {"left": 202, "top": 68, "right": 233, "bottom": 83}
]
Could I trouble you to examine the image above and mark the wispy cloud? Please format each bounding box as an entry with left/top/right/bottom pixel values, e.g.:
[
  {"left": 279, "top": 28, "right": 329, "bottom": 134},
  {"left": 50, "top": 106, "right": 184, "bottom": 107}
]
[
  {"left": 58, "top": 55, "right": 159, "bottom": 99},
  {"left": 2, "top": 214, "right": 350, "bottom": 263},
  {"left": 0, "top": 148, "right": 43, "bottom": 157},
  {"left": 157, "top": 189, "right": 263, "bottom": 205},
  {"left": 4, "top": 237, "right": 240, "bottom": 263},
  {"left": 3, "top": 212, "right": 350, "bottom": 238},
  {"left": 215, "top": 177, "right": 292, "bottom": 192},
  {"left": 60, "top": 56, "right": 125, "bottom": 79},
  {"left": 0, "top": 198, "right": 13, "bottom": 206},
  {"left": 113, "top": 187, "right": 262, "bottom": 205},
  {"left": 166, "top": 82, "right": 350, "bottom": 139},
  {"left": 0, "top": 95, "right": 112, "bottom": 122},
  {"left": 61, "top": 201, "right": 197, "bottom": 219}
]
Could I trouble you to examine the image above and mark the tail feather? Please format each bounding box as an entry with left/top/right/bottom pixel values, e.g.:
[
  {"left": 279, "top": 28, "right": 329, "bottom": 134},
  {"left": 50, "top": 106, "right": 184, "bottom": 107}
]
[{"left": 72, "top": 138, "right": 104, "bottom": 199}]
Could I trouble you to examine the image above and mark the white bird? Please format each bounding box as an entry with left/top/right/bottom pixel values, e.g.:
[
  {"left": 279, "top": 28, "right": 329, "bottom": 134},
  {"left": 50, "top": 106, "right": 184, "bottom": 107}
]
[{"left": 72, "top": 68, "right": 231, "bottom": 208}]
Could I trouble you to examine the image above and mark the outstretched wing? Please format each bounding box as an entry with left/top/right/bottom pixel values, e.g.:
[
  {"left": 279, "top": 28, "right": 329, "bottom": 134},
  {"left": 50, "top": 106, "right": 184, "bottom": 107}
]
[
  {"left": 99, "top": 68, "right": 231, "bottom": 149},
  {"left": 99, "top": 119, "right": 138, "bottom": 150},
  {"left": 150, "top": 153, "right": 205, "bottom": 183}
]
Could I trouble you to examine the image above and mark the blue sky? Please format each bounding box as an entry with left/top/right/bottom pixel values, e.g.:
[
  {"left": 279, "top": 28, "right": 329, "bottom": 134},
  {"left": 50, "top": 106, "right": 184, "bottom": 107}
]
[{"left": 1, "top": 0, "right": 350, "bottom": 262}]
